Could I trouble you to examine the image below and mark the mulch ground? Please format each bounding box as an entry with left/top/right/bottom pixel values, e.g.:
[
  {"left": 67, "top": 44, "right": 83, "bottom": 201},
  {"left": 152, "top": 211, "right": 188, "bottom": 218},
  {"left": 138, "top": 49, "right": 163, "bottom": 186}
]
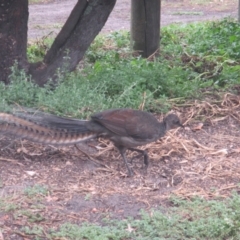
[{"left": 0, "top": 92, "right": 240, "bottom": 238}]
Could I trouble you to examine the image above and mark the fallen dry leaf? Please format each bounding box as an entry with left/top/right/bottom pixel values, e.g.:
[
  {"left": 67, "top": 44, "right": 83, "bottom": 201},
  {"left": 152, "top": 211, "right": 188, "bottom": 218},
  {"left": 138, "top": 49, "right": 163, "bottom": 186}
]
[
  {"left": 25, "top": 171, "right": 36, "bottom": 176},
  {"left": 191, "top": 123, "right": 204, "bottom": 131}
]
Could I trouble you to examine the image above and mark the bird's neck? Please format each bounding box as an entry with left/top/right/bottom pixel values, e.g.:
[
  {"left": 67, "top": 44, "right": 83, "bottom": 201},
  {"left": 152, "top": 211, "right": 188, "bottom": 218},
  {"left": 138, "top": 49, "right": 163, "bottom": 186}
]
[{"left": 157, "top": 121, "right": 167, "bottom": 138}]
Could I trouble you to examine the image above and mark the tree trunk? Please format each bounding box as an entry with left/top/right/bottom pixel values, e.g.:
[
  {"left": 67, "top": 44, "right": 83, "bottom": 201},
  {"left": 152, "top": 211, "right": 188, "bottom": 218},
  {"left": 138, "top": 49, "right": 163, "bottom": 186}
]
[
  {"left": 238, "top": 0, "right": 240, "bottom": 22},
  {"left": 0, "top": 0, "right": 116, "bottom": 86},
  {"left": 0, "top": 0, "right": 29, "bottom": 84},
  {"left": 131, "top": 0, "right": 160, "bottom": 58}
]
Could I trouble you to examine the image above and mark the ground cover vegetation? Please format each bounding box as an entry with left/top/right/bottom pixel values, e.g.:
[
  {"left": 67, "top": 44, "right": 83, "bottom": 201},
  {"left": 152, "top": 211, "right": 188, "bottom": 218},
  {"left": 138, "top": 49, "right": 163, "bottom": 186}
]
[
  {"left": 1, "top": 18, "right": 240, "bottom": 239},
  {"left": 1, "top": 18, "right": 239, "bottom": 117},
  {"left": 2, "top": 191, "right": 240, "bottom": 239}
]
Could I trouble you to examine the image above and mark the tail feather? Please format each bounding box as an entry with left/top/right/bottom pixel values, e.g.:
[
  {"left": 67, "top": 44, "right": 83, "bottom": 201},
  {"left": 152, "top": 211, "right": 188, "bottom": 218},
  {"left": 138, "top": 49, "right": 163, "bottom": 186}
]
[
  {"left": 0, "top": 112, "right": 96, "bottom": 145},
  {"left": 12, "top": 109, "right": 88, "bottom": 132}
]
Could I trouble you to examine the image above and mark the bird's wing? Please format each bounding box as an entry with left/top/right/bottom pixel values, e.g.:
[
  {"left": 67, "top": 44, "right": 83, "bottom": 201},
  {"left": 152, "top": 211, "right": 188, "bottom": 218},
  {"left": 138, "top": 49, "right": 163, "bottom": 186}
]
[{"left": 91, "top": 109, "right": 158, "bottom": 139}]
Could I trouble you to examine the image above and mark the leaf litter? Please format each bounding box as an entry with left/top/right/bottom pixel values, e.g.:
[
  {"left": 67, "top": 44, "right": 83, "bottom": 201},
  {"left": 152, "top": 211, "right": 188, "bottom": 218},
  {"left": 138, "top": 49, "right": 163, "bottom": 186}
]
[{"left": 0, "top": 92, "right": 240, "bottom": 237}]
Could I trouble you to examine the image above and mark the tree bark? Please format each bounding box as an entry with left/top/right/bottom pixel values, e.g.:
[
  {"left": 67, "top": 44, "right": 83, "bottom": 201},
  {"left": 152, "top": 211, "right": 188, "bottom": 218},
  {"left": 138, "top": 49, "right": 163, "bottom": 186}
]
[
  {"left": 238, "top": 0, "right": 240, "bottom": 22},
  {"left": 30, "top": 0, "right": 116, "bottom": 86},
  {"left": 0, "top": 0, "right": 116, "bottom": 86},
  {"left": 0, "top": 0, "right": 28, "bottom": 84},
  {"left": 131, "top": 0, "right": 160, "bottom": 58}
]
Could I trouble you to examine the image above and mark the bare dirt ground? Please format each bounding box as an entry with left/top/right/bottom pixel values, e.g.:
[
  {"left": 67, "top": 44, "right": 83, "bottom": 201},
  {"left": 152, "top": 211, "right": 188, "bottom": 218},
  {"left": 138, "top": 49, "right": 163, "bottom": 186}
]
[
  {"left": 1, "top": 1, "right": 240, "bottom": 239},
  {"left": 28, "top": 0, "right": 238, "bottom": 40},
  {"left": 1, "top": 93, "right": 240, "bottom": 239}
]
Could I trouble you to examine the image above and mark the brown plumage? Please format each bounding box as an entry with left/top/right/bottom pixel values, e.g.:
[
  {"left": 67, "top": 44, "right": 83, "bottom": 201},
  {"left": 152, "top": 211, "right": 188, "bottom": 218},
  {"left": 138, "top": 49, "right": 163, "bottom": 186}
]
[{"left": 0, "top": 109, "right": 182, "bottom": 176}]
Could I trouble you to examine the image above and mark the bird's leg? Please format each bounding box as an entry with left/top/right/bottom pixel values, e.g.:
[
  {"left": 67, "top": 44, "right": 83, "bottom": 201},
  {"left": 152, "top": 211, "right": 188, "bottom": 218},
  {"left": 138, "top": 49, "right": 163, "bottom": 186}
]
[
  {"left": 128, "top": 148, "right": 149, "bottom": 169},
  {"left": 118, "top": 147, "right": 133, "bottom": 176}
]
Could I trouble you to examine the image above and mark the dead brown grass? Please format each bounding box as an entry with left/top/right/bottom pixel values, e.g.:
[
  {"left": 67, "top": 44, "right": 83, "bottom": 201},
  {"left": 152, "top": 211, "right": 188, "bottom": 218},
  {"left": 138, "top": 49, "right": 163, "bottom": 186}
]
[
  {"left": 64, "top": 92, "right": 240, "bottom": 199},
  {"left": 1, "top": 92, "right": 240, "bottom": 237}
]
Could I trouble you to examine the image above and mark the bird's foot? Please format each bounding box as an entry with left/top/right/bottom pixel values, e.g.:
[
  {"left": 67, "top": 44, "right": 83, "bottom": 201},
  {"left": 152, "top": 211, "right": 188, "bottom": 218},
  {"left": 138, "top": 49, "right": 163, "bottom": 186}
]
[{"left": 127, "top": 166, "right": 134, "bottom": 177}]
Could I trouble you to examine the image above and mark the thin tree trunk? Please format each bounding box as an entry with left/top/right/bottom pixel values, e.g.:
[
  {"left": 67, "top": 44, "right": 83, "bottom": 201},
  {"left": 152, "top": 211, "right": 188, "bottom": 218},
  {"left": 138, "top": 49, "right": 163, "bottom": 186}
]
[
  {"left": 29, "top": 0, "right": 116, "bottom": 86},
  {"left": 131, "top": 0, "right": 160, "bottom": 58},
  {"left": 0, "top": 0, "right": 116, "bottom": 86},
  {"left": 238, "top": 0, "right": 240, "bottom": 22}
]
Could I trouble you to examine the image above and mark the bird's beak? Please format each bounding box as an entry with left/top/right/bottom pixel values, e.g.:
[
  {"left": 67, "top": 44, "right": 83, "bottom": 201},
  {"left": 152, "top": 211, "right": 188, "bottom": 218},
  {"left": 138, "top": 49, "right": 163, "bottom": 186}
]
[{"left": 178, "top": 122, "right": 184, "bottom": 128}]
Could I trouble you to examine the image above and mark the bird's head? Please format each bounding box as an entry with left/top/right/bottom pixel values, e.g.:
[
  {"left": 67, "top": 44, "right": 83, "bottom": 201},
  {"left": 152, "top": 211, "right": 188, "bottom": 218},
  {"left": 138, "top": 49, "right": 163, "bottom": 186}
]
[{"left": 163, "top": 114, "right": 183, "bottom": 131}]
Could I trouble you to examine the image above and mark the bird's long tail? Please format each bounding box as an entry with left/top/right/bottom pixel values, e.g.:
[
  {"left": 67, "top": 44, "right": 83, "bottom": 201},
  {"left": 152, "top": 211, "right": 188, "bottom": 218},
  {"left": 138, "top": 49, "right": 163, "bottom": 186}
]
[{"left": 0, "top": 111, "right": 96, "bottom": 145}]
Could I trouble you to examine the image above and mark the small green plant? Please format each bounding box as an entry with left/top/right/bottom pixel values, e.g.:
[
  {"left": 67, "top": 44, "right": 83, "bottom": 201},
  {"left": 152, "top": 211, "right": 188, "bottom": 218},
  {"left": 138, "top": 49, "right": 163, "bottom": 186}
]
[
  {"left": 21, "top": 225, "right": 44, "bottom": 236},
  {"left": 29, "top": 0, "right": 48, "bottom": 4},
  {"left": 50, "top": 222, "right": 132, "bottom": 240},
  {"left": 84, "top": 194, "right": 92, "bottom": 201},
  {"left": 49, "top": 194, "right": 240, "bottom": 239},
  {"left": 24, "top": 184, "right": 48, "bottom": 197},
  {"left": 27, "top": 37, "right": 53, "bottom": 62},
  {"left": 189, "top": 0, "right": 213, "bottom": 5},
  {"left": 172, "top": 11, "right": 203, "bottom": 15},
  {"left": 2, "top": 203, "right": 18, "bottom": 212},
  {"left": 16, "top": 210, "right": 45, "bottom": 223}
]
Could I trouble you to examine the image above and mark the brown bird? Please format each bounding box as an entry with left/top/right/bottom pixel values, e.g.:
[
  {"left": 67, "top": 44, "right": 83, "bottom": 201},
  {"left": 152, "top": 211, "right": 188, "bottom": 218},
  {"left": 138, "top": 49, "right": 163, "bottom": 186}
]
[{"left": 0, "top": 108, "right": 182, "bottom": 176}]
